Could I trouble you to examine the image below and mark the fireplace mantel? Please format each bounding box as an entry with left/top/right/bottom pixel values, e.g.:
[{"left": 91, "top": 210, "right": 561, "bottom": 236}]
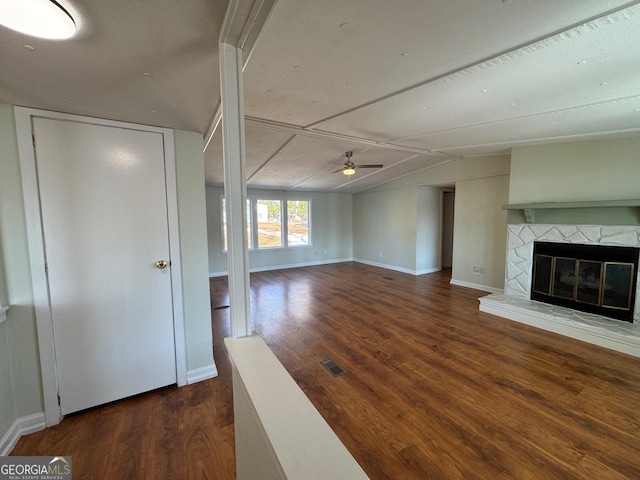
[{"left": 503, "top": 199, "right": 640, "bottom": 225}]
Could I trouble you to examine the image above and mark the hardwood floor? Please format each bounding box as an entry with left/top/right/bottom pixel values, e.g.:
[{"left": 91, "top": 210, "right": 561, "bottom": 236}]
[{"left": 12, "top": 263, "right": 640, "bottom": 479}]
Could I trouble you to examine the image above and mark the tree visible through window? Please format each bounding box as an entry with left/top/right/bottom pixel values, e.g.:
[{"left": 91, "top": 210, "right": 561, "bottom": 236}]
[
  {"left": 221, "top": 196, "right": 311, "bottom": 251},
  {"left": 287, "top": 200, "right": 309, "bottom": 246},
  {"left": 257, "top": 199, "right": 282, "bottom": 248}
]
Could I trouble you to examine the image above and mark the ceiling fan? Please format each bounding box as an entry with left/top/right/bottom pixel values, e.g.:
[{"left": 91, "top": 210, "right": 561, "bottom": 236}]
[{"left": 332, "top": 151, "right": 383, "bottom": 176}]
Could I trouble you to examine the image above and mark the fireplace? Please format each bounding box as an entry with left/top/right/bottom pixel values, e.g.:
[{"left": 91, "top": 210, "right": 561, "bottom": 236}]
[
  {"left": 531, "top": 241, "right": 639, "bottom": 323},
  {"left": 480, "top": 224, "right": 640, "bottom": 358}
]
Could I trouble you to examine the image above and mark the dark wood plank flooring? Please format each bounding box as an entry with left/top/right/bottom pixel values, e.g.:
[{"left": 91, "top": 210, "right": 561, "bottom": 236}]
[{"left": 12, "top": 263, "right": 640, "bottom": 479}]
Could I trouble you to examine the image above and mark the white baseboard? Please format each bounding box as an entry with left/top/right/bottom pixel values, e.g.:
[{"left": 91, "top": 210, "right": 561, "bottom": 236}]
[
  {"left": 353, "top": 258, "right": 436, "bottom": 276},
  {"left": 186, "top": 364, "right": 219, "bottom": 384},
  {"left": 449, "top": 278, "right": 504, "bottom": 294},
  {"left": 210, "top": 258, "right": 443, "bottom": 277},
  {"left": 209, "top": 258, "right": 354, "bottom": 277},
  {"left": 415, "top": 267, "right": 442, "bottom": 276},
  {"left": 0, "top": 412, "right": 46, "bottom": 456},
  {"left": 250, "top": 258, "right": 353, "bottom": 274}
]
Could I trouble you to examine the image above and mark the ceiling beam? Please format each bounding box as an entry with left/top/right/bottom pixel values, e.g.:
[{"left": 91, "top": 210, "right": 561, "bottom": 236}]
[{"left": 244, "top": 116, "right": 461, "bottom": 159}]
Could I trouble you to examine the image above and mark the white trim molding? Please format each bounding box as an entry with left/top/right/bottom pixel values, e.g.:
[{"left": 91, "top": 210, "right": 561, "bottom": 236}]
[
  {"left": 209, "top": 258, "right": 354, "bottom": 278},
  {"left": 449, "top": 279, "right": 504, "bottom": 294},
  {"left": 354, "top": 258, "right": 441, "bottom": 277},
  {"left": 0, "top": 412, "right": 46, "bottom": 456},
  {"left": 186, "top": 364, "right": 219, "bottom": 384}
]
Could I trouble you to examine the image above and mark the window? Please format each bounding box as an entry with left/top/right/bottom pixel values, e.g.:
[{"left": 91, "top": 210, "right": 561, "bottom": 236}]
[
  {"left": 221, "top": 198, "right": 252, "bottom": 250},
  {"left": 286, "top": 200, "right": 310, "bottom": 246},
  {"left": 257, "top": 199, "right": 282, "bottom": 248},
  {"left": 222, "top": 196, "right": 311, "bottom": 251}
]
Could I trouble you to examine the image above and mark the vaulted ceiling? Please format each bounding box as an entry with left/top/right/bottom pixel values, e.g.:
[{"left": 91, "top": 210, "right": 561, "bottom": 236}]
[{"left": 2, "top": 0, "right": 639, "bottom": 194}]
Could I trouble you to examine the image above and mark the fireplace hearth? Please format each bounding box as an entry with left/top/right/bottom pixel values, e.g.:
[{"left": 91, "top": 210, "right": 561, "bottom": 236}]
[
  {"left": 481, "top": 224, "right": 640, "bottom": 358},
  {"left": 531, "top": 241, "right": 639, "bottom": 323}
]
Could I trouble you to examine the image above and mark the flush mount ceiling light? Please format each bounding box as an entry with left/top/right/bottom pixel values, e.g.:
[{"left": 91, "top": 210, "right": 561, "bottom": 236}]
[{"left": 0, "top": 0, "right": 76, "bottom": 40}]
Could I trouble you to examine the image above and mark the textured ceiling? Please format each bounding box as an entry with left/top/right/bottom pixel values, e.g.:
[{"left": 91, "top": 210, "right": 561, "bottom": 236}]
[
  {"left": 1, "top": 1, "right": 639, "bottom": 194},
  {"left": 206, "top": 0, "right": 640, "bottom": 193},
  {"left": 0, "top": 0, "right": 226, "bottom": 133}
]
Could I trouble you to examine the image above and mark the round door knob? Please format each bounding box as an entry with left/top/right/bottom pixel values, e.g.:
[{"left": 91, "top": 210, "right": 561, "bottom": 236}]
[{"left": 156, "top": 260, "right": 168, "bottom": 269}]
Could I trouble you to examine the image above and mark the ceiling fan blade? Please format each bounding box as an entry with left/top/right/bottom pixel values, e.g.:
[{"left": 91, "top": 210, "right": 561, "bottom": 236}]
[
  {"left": 332, "top": 168, "right": 345, "bottom": 173},
  {"left": 354, "top": 164, "right": 384, "bottom": 169}
]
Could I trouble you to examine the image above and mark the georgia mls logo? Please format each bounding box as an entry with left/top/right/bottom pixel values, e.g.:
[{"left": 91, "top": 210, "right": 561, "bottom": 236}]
[
  {"left": 49, "top": 457, "right": 71, "bottom": 473},
  {"left": 0, "top": 455, "right": 72, "bottom": 479}
]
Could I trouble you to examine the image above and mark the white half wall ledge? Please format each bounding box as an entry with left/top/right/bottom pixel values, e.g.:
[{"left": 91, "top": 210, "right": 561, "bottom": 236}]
[
  {"left": 225, "top": 334, "right": 370, "bottom": 480},
  {"left": 0, "top": 412, "right": 46, "bottom": 456},
  {"left": 480, "top": 294, "right": 640, "bottom": 359}
]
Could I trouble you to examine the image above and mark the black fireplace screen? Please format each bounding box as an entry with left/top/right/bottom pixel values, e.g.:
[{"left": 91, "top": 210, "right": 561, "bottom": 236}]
[{"left": 531, "top": 242, "right": 639, "bottom": 323}]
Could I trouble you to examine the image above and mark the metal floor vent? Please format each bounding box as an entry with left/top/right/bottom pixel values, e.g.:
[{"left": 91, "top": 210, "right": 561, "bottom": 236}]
[{"left": 320, "top": 358, "right": 346, "bottom": 377}]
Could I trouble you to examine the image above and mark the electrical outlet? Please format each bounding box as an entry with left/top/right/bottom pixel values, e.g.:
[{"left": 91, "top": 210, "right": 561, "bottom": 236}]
[{"left": 378, "top": 251, "right": 383, "bottom": 258}]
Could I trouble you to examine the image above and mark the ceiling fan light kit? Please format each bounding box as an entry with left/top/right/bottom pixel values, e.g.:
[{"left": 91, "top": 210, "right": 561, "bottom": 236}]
[
  {"left": 335, "top": 151, "right": 383, "bottom": 176},
  {"left": 0, "top": 0, "right": 76, "bottom": 40}
]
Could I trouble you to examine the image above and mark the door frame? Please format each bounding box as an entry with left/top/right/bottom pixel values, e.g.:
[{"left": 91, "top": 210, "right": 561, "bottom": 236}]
[{"left": 15, "top": 107, "right": 187, "bottom": 426}]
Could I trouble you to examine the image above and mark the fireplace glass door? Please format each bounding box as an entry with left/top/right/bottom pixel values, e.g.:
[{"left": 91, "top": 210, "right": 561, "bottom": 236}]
[{"left": 531, "top": 242, "right": 638, "bottom": 323}]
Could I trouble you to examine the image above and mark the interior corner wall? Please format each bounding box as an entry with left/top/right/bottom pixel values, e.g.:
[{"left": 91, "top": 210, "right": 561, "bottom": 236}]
[
  {"left": 205, "top": 187, "right": 227, "bottom": 274},
  {"left": 0, "top": 104, "right": 44, "bottom": 436},
  {"left": 205, "top": 187, "right": 354, "bottom": 275},
  {"left": 416, "top": 186, "right": 442, "bottom": 273},
  {"left": 451, "top": 174, "right": 510, "bottom": 291},
  {"left": 174, "top": 130, "right": 215, "bottom": 372},
  {"left": 353, "top": 187, "right": 419, "bottom": 272},
  {"left": 509, "top": 136, "right": 640, "bottom": 203}
]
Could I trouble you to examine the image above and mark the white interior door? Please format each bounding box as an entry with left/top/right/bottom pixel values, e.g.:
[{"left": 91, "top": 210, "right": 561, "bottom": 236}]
[{"left": 33, "top": 117, "right": 177, "bottom": 415}]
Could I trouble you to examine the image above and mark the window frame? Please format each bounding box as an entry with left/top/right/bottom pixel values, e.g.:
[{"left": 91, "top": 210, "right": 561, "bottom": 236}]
[{"left": 221, "top": 195, "right": 312, "bottom": 252}]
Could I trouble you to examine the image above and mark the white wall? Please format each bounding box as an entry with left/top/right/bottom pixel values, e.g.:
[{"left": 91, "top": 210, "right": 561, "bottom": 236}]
[
  {"left": 451, "top": 175, "right": 510, "bottom": 291},
  {"left": 0, "top": 105, "right": 44, "bottom": 437},
  {"left": 174, "top": 131, "right": 216, "bottom": 374},
  {"left": 353, "top": 155, "right": 510, "bottom": 286},
  {"left": 416, "top": 186, "right": 442, "bottom": 273},
  {"left": 441, "top": 191, "right": 455, "bottom": 268},
  {"left": 206, "top": 187, "right": 353, "bottom": 275},
  {"left": 353, "top": 185, "right": 441, "bottom": 275},
  {"left": 353, "top": 187, "right": 418, "bottom": 272},
  {"left": 509, "top": 137, "right": 640, "bottom": 203}
]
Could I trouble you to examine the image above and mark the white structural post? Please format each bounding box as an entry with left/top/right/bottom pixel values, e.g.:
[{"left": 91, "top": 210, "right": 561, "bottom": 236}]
[
  {"left": 219, "top": 40, "right": 251, "bottom": 338},
  {"left": 215, "top": 0, "right": 276, "bottom": 338}
]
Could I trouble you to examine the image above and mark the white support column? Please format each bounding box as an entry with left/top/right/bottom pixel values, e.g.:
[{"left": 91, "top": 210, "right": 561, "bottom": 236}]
[
  {"left": 219, "top": 41, "right": 251, "bottom": 338},
  {"left": 216, "top": 0, "right": 277, "bottom": 338}
]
